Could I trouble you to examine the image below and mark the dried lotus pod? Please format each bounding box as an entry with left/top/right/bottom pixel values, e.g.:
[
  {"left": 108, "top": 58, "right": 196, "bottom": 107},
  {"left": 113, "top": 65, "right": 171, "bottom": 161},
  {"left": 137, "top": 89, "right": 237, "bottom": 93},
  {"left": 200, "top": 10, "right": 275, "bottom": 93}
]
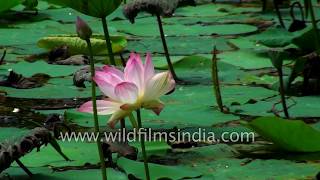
[{"left": 123, "top": 0, "right": 179, "bottom": 23}]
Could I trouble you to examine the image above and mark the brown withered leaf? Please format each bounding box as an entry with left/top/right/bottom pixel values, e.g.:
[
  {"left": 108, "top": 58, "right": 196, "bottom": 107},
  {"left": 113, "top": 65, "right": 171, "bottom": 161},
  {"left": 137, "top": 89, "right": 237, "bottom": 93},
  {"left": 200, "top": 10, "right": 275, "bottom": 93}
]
[
  {"left": 73, "top": 66, "right": 103, "bottom": 88},
  {"left": 102, "top": 141, "right": 138, "bottom": 160},
  {"left": 54, "top": 55, "right": 89, "bottom": 65},
  {"left": 0, "top": 71, "right": 50, "bottom": 89},
  {"left": 48, "top": 45, "right": 70, "bottom": 63}
]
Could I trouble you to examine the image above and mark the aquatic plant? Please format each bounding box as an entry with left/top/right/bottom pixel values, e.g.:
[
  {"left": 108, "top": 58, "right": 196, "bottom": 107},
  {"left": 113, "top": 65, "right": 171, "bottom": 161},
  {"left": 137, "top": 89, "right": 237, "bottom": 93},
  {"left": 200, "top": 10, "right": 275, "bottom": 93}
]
[
  {"left": 46, "top": 0, "right": 122, "bottom": 65},
  {"left": 211, "top": 47, "right": 224, "bottom": 112},
  {"left": 123, "top": 0, "right": 180, "bottom": 81},
  {"left": 79, "top": 52, "right": 176, "bottom": 180},
  {"left": 268, "top": 49, "right": 290, "bottom": 118},
  {"left": 0, "top": 128, "right": 69, "bottom": 176},
  {"left": 76, "top": 17, "right": 107, "bottom": 180}
]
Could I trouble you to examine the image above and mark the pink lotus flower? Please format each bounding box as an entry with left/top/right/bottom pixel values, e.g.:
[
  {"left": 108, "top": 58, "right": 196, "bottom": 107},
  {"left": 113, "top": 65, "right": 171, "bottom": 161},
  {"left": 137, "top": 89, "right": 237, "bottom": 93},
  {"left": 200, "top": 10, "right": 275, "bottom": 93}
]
[{"left": 79, "top": 53, "right": 175, "bottom": 128}]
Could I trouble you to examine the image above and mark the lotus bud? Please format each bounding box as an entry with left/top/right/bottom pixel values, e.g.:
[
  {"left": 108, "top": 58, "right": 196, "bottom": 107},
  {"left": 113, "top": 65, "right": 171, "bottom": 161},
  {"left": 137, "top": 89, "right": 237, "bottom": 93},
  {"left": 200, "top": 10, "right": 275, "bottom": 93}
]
[{"left": 76, "top": 16, "right": 92, "bottom": 41}]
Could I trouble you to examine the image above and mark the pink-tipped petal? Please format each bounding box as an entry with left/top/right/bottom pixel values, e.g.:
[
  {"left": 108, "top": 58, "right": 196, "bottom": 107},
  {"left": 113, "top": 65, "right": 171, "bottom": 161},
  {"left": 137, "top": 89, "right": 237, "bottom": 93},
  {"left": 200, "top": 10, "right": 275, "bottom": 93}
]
[
  {"left": 78, "top": 100, "right": 121, "bottom": 115},
  {"left": 144, "top": 53, "right": 155, "bottom": 83},
  {"left": 95, "top": 71, "right": 123, "bottom": 86},
  {"left": 143, "top": 71, "right": 176, "bottom": 101},
  {"left": 93, "top": 76, "right": 118, "bottom": 100},
  {"left": 114, "top": 82, "right": 139, "bottom": 104},
  {"left": 124, "top": 53, "right": 144, "bottom": 92},
  {"left": 102, "top": 66, "right": 124, "bottom": 80},
  {"left": 143, "top": 100, "right": 164, "bottom": 115}
]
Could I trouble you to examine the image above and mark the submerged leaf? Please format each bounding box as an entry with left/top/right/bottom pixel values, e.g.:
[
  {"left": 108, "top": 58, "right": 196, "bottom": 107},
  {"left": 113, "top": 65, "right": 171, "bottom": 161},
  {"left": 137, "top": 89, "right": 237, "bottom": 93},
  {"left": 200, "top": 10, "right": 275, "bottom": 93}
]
[
  {"left": 37, "top": 35, "right": 127, "bottom": 55},
  {"left": 0, "top": 71, "right": 50, "bottom": 89}
]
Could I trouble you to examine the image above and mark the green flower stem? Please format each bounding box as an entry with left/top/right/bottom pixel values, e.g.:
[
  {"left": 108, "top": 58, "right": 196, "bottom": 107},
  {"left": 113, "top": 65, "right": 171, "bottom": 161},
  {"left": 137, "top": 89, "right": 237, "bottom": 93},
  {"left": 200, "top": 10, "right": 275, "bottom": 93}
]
[
  {"left": 86, "top": 39, "right": 108, "bottom": 180},
  {"left": 156, "top": 14, "right": 179, "bottom": 82},
  {"left": 278, "top": 68, "right": 290, "bottom": 119},
  {"left": 15, "top": 159, "right": 33, "bottom": 177},
  {"left": 211, "top": 47, "right": 224, "bottom": 112},
  {"left": 101, "top": 17, "right": 116, "bottom": 66},
  {"left": 261, "top": 0, "right": 267, "bottom": 12},
  {"left": 273, "top": 0, "right": 285, "bottom": 28},
  {"left": 136, "top": 109, "right": 151, "bottom": 180},
  {"left": 308, "top": 0, "right": 320, "bottom": 53},
  {"left": 128, "top": 113, "right": 138, "bottom": 129}
]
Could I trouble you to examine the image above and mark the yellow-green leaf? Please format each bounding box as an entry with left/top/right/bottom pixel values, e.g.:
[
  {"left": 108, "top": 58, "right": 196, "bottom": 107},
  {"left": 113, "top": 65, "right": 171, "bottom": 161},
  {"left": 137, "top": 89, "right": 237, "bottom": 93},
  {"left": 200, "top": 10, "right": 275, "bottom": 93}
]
[{"left": 37, "top": 35, "right": 127, "bottom": 55}]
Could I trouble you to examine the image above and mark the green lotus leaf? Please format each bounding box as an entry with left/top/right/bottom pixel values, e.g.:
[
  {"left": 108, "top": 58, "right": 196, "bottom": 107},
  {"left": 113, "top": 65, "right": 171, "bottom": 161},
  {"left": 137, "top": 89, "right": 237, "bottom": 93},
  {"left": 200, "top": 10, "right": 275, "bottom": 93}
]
[
  {"left": 0, "top": 0, "right": 22, "bottom": 13},
  {"left": 246, "top": 116, "right": 320, "bottom": 152},
  {"left": 43, "top": 0, "right": 122, "bottom": 18}
]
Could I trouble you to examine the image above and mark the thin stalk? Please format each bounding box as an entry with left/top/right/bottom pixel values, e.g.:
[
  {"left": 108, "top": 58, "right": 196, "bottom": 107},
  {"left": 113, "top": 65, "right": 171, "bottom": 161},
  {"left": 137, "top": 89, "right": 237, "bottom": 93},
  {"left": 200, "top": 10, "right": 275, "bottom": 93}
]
[
  {"left": 262, "top": 0, "right": 267, "bottom": 12},
  {"left": 308, "top": 0, "right": 320, "bottom": 53},
  {"left": 273, "top": 0, "right": 285, "bottom": 28},
  {"left": 119, "top": 53, "right": 126, "bottom": 129},
  {"left": 156, "top": 14, "right": 179, "bottom": 81},
  {"left": 120, "top": 118, "right": 126, "bottom": 129},
  {"left": 120, "top": 118, "right": 126, "bottom": 143},
  {"left": 120, "top": 53, "right": 126, "bottom": 67},
  {"left": 129, "top": 113, "right": 138, "bottom": 129},
  {"left": 211, "top": 47, "right": 223, "bottom": 112},
  {"left": 101, "top": 17, "right": 116, "bottom": 66},
  {"left": 49, "top": 138, "right": 70, "bottom": 161},
  {"left": 15, "top": 159, "right": 33, "bottom": 177},
  {"left": 86, "top": 39, "right": 107, "bottom": 180},
  {"left": 136, "top": 109, "right": 150, "bottom": 180},
  {"left": 278, "top": 69, "right": 290, "bottom": 119},
  {"left": 0, "top": 49, "right": 6, "bottom": 65}
]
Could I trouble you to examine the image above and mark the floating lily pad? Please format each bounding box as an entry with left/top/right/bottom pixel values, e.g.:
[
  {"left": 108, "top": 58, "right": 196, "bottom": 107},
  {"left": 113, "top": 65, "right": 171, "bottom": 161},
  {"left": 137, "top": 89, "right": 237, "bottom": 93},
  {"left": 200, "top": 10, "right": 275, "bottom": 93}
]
[
  {"left": 38, "top": 35, "right": 127, "bottom": 55},
  {"left": 2, "top": 167, "right": 127, "bottom": 180},
  {"left": 0, "top": 61, "right": 80, "bottom": 77},
  {"left": 117, "top": 157, "right": 202, "bottom": 180},
  {"left": 219, "top": 50, "right": 273, "bottom": 69},
  {"left": 127, "top": 36, "right": 224, "bottom": 55},
  {"left": 0, "top": 76, "right": 96, "bottom": 99},
  {"left": 113, "top": 19, "right": 257, "bottom": 36},
  {"left": 248, "top": 27, "right": 295, "bottom": 47},
  {"left": 0, "top": 127, "right": 30, "bottom": 142},
  {"left": 16, "top": 141, "right": 100, "bottom": 167}
]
